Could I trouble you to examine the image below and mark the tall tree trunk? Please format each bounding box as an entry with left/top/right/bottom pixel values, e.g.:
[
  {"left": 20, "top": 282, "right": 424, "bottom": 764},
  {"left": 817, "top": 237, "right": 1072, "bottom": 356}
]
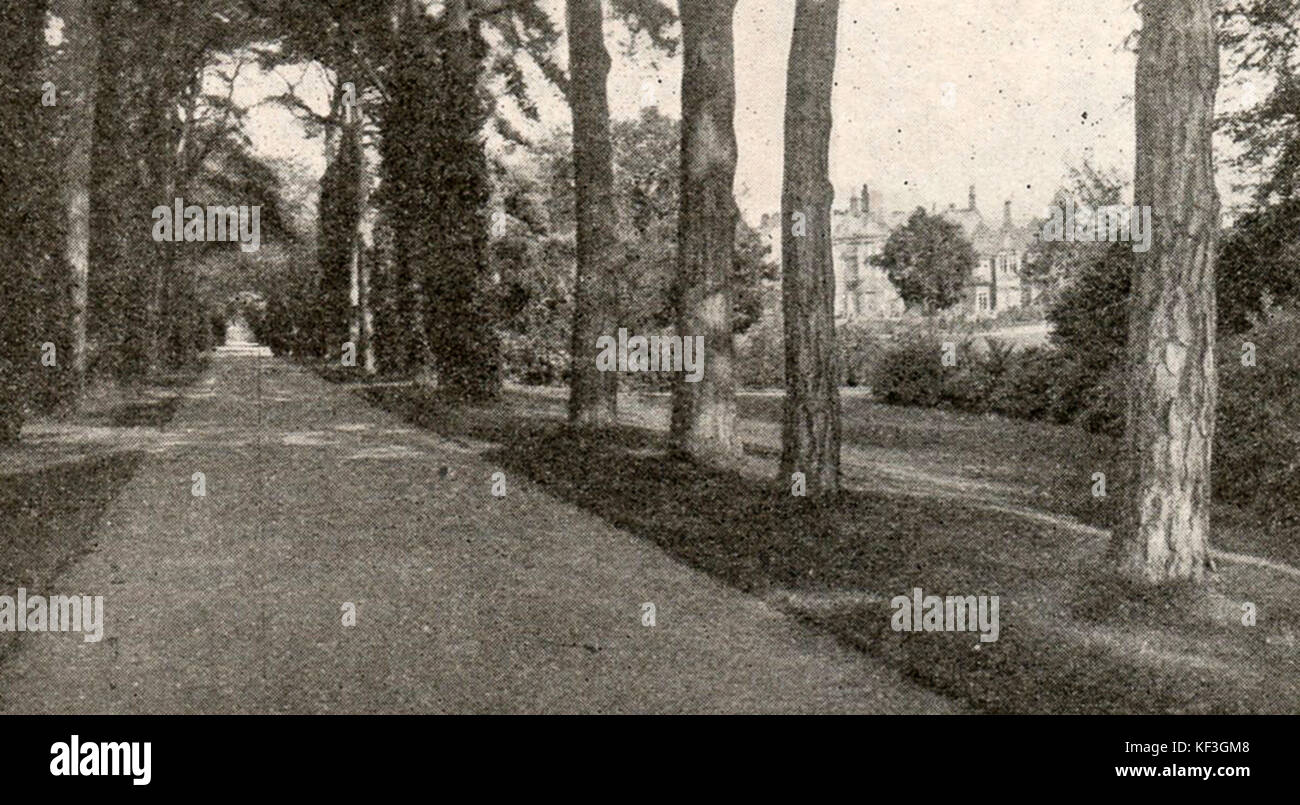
[
  {"left": 142, "top": 10, "right": 184, "bottom": 377},
  {"left": 344, "top": 103, "right": 365, "bottom": 356},
  {"left": 1113, "top": 0, "right": 1219, "bottom": 584},
  {"left": 780, "top": 0, "right": 841, "bottom": 497},
  {"left": 379, "top": 23, "right": 429, "bottom": 376},
  {"left": 353, "top": 113, "right": 375, "bottom": 376},
  {"left": 360, "top": 245, "right": 376, "bottom": 374},
  {"left": 349, "top": 246, "right": 362, "bottom": 347},
  {"left": 318, "top": 79, "right": 352, "bottom": 358},
  {"left": 565, "top": 0, "right": 619, "bottom": 427},
  {"left": 0, "top": 0, "right": 49, "bottom": 440},
  {"left": 53, "top": 0, "right": 98, "bottom": 400},
  {"left": 671, "top": 0, "right": 741, "bottom": 460}
]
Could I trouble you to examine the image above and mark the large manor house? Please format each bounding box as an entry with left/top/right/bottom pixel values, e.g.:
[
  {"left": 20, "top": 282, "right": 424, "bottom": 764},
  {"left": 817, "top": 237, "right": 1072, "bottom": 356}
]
[{"left": 761, "top": 185, "right": 1042, "bottom": 321}]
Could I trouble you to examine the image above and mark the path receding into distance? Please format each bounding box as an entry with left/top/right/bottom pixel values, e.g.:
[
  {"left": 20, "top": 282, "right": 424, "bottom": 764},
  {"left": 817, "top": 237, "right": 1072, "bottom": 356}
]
[{"left": 0, "top": 346, "right": 960, "bottom": 714}]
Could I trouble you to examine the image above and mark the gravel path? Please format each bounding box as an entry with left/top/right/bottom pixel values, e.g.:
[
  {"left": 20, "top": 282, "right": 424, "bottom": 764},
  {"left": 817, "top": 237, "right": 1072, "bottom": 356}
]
[{"left": 0, "top": 351, "right": 959, "bottom": 714}]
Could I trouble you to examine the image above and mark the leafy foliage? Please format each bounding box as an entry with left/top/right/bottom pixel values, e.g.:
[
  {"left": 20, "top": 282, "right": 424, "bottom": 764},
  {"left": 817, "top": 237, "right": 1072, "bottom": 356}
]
[
  {"left": 1215, "top": 308, "right": 1300, "bottom": 527},
  {"left": 1216, "top": 198, "right": 1300, "bottom": 333},
  {"left": 874, "top": 207, "right": 975, "bottom": 312},
  {"left": 488, "top": 109, "right": 773, "bottom": 385},
  {"left": 1021, "top": 160, "right": 1127, "bottom": 307},
  {"left": 0, "top": 0, "right": 56, "bottom": 439},
  {"left": 1219, "top": 0, "right": 1300, "bottom": 203}
]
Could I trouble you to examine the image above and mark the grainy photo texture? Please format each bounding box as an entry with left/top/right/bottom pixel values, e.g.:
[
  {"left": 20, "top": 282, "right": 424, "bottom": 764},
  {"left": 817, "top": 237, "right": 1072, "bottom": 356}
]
[{"left": 0, "top": 0, "right": 1296, "bottom": 730}]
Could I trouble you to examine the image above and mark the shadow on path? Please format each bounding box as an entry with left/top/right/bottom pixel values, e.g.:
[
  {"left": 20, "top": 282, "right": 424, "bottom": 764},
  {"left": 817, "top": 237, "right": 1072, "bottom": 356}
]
[{"left": 364, "top": 383, "right": 1300, "bottom": 714}]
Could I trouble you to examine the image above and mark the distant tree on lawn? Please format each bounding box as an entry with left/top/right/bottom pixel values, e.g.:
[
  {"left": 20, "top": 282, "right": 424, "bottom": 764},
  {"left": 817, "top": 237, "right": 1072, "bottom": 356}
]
[{"left": 874, "top": 208, "right": 975, "bottom": 313}]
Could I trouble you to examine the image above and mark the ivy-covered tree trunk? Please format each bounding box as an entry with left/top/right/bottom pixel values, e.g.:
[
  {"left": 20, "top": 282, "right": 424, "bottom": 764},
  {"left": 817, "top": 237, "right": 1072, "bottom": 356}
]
[
  {"left": 670, "top": 0, "right": 742, "bottom": 460},
  {"left": 319, "top": 81, "right": 360, "bottom": 361},
  {"left": 379, "top": 21, "right": 431, "bottom": 377},
  {"left": 140, "top": 9, "right": 190, "bottom": 375},
  {"left": 423, "top": 1, "right": 499, "bottom": 400},
  {"left": 780, "top": 0, "right": 841, "bottom": 497},
  {"left": 1113, "top": 0, "right": 1219, "bottom": 584},
  {"left": 88, "top": 1, "right": 174, "bottom": 382},
  {"left": 0, "top": 0, "right": 49, "bottom": 441},
  {"left": 566, "top": 0, "right": 619, "bottom": 427},
  {"left": 147, "top": 72, "right": 179, "bottom": 374},
  {"left": 381, "top": 0, "right": 500, "bottom": 393}
]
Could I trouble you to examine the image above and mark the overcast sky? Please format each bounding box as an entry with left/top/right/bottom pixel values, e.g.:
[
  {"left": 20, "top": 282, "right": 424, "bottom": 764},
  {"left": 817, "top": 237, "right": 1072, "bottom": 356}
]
[{"left": 238, "top": 0, "right": 1254, "bottom": 227}]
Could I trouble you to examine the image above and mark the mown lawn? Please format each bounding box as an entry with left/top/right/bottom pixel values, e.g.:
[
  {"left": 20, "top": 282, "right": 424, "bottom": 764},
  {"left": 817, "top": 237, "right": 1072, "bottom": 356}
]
[{"left": 360, "top": 381, "right": 1300, "bottom": 714}]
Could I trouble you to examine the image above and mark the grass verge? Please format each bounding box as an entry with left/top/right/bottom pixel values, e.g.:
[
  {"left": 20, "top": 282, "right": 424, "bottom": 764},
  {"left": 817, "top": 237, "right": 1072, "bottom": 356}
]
[{"left": 363, "top": 383, "right": 1300, "bottom": 714}]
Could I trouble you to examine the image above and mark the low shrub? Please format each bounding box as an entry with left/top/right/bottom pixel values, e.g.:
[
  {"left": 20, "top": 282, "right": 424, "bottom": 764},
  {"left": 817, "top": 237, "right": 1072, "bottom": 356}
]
[
  {"left": 869, "top": 305, "right": 1300, "bottom": 527},
  {"left": 1214, "top": 309, "right": 1300, "bottom": 527},
  {"left": 989, "top": 346, "right": 1056, "bottom": 421},
  {"left": 871, "top": 335, "right": 950, "bottom": 408},
  {"left": 736, "top": 310, "right": 784, "bottom": 389},
  {"left": 942, "top": 339, "right": 1015, "bottom": 413}
]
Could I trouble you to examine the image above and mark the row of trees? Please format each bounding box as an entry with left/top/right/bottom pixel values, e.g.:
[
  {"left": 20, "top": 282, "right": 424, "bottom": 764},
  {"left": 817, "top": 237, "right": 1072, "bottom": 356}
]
[
  {"left": 1, "top": 0, "right": 577, "bottom": 428},
  {"left": 251, "top": 0, "right": 560, "bottom": 396},
  {"left": 1, "top": 0, "right": 289, "bottom": 439},
  {"left": 0, "top": 0, "right": 1273, "bottom": 589},
  {"left": 567, "top": 0, "right": 1227, "bottom": 587},
  {"left": 563, "top": 0, "right": 845, "bottom": 497},
  {"left": 253, "top": 0, "right": 686, "bottom": 405}
]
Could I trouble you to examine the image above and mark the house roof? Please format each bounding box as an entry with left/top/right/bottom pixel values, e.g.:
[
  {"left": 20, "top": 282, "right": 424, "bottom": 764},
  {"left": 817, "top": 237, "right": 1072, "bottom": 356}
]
[
  {"left": 940, "top": 206, "right": 985, "bottom": 239},
  {"left": 760, "top": 199, "right": 1039, "bottom": 259},
  {"left": 971, "top": 220, "right": 1037, "bottom": 255},
  {"left": 831, "top": 208, "right": 892, "bottom": 241}
]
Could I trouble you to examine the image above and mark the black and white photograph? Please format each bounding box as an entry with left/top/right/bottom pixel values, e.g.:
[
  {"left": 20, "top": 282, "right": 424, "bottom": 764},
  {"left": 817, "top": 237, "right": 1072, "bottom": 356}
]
[{"left": 0, "top": 0, "right": 1290, "bottom": 789}]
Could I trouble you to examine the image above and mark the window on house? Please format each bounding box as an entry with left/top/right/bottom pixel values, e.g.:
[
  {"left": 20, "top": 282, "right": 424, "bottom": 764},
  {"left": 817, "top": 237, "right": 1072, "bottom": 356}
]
[{"left": 976, "top": 289, "right": 989, "bottom": 312}]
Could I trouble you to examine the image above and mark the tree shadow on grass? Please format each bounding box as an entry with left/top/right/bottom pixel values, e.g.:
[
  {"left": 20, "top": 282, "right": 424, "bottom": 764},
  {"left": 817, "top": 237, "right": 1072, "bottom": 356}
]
[
  {"left": 0, "top": 365, "right": 200, "bottom": 666},
  {"left": 86, "top": 397, "right": 184, "bottom": 428},
  {"left": 364, "top": 385, "right": 1299, "bottom": 714},
  {"left": 0, "top": 453, "right": 143, "bottom": 664}
]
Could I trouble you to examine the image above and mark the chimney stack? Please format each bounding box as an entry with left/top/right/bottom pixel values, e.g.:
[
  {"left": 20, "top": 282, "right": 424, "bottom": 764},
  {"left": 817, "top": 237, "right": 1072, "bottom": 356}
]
[
  {"left": 1004, "top": 200, "right": 1012, "bottom": 225},
  {"left": 968, "top": 184, "right": 977, "bottom": 211},
  {"left": 861, "top": 184, "right": 870, "bottom": 215},
  {"left": 849, "top": 193, "right": 860, "bottom": 215}
]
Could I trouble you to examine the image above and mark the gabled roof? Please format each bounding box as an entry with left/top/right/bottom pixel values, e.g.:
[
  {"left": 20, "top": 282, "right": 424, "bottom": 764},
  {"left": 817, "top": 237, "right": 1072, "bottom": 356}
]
[
  {"left": 762, "top": 198, "right": 1039, "bottom": 259},
  {"left": 971, "top": 220, "right": 1037, "bottom": 255},
  {"left": 940, "top": 206, "right": 985, "bottom": 239},
  {"left": 831, "top": 208, "right": 892, "bottom": 241}
]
